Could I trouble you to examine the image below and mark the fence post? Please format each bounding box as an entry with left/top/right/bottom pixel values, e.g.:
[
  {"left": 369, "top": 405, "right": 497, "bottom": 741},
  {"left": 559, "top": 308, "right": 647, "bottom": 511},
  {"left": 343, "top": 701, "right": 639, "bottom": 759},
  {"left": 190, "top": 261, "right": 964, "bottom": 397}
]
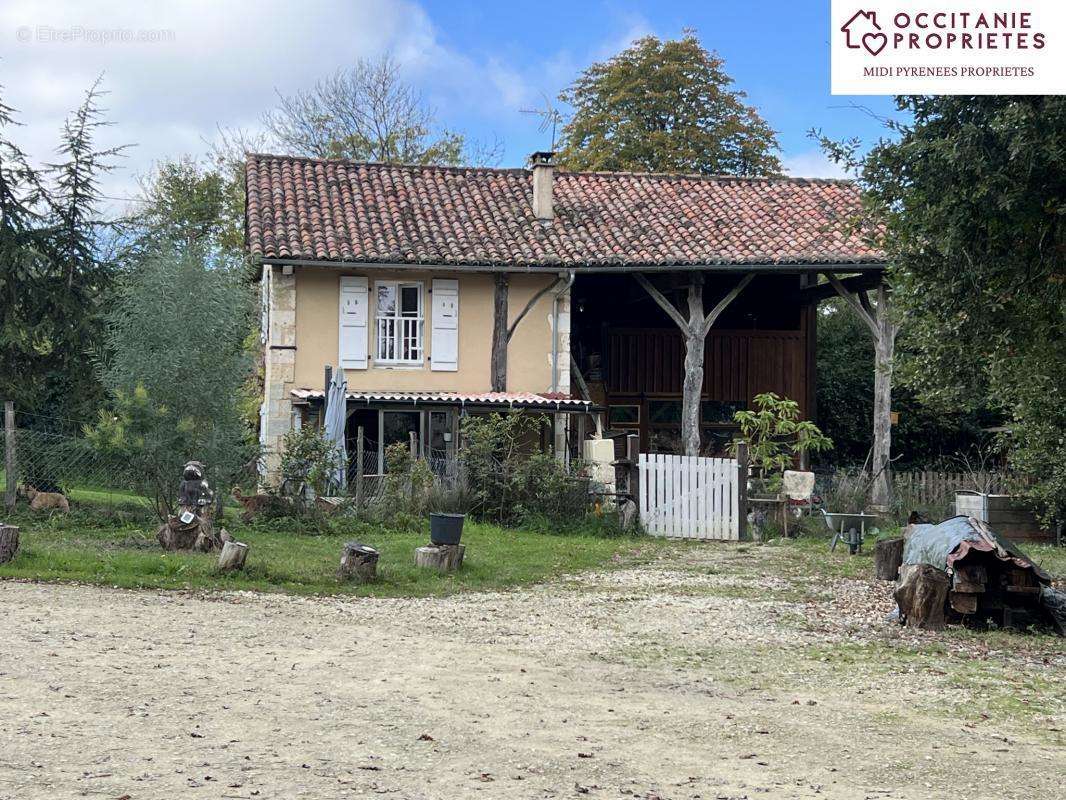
[
  {"left": 409, "top": 431, "right": 418, "bottom": 459},
  {"left": 626, "top": 434, "right": 640, "bottom": 514},
  {"left": 355, "top": 426, "right": 365, "bottom": 508},
  {"left": 4, "top": 401, "right": 14, "bottom": 511},
  {"left": 735, "top": 440, "right": 749, "bottom": 541}
]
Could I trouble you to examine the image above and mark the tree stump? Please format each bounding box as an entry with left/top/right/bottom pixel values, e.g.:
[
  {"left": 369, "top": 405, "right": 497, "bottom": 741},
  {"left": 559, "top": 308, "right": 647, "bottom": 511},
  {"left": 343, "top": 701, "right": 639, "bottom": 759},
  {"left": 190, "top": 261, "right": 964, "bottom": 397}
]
[
  {"left": 338, "top": 542, "right": 379, "bottom": 582},
  {"left": 0, "top": 524, "right": 19, "bottom": 564},
  {"left": 415, "top": 544, "right": 465, "bottom": 573},
  {"left": 894, "top": 564, "right": 950, "bottom": 630},
  {"left": 874, "top": 537, "right": 905, "bottom": 581},
  {"left": 217, "top": 540, "right": 249, "bottom": 572},
  {"left": 156, "top": 514, "right": 220, "bottom": 552}
]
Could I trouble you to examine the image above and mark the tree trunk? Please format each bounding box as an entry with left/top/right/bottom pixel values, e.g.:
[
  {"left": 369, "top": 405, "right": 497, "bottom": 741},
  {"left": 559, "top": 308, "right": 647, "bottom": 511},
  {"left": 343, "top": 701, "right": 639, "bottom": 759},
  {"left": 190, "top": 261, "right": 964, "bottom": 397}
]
[
  {"left": 870, "top": 300, "right": 896, "bottom": 511},
  {"left": 894, "top": 563, "right": 949, "bottom": 630},
  {"left": 0, "top": 524, "right": 19, "bottom": 564},
  {"left": 490, "top": 273, "right": 509, "bottom": 392},
  {"left": 217, "top": 540, "right": 249, "bottom": 572},
  {"left": 681, "top": 328, "right": 705, "bottom": 456},
  {"left": 874, "top": 537, "right": 905, "bottom": 581},
  {"left": 415, "top": 543, "right": 465, "bottom": 572}
]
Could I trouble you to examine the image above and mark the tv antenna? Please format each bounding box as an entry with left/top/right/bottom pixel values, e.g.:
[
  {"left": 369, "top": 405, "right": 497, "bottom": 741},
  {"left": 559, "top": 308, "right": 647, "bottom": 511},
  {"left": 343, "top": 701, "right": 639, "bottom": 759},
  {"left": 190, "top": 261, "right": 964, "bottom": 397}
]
[{"left": 520, "top": 93, "right": 565, "bottom": 151}]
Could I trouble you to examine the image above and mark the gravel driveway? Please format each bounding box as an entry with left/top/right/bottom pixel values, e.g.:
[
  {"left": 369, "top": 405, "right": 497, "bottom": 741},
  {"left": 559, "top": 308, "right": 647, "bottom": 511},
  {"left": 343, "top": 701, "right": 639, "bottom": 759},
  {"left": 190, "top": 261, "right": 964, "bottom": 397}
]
[{"left": 1, "top": 542, "right": 1062, "bottom": 800}]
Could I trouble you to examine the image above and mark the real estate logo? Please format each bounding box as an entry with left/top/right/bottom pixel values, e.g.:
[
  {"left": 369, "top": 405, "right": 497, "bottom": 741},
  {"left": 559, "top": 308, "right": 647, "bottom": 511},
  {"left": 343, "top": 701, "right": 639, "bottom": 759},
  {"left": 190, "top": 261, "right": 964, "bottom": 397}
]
[{"left": 831, "top": 0, "right": 1066, "bottom": 94}]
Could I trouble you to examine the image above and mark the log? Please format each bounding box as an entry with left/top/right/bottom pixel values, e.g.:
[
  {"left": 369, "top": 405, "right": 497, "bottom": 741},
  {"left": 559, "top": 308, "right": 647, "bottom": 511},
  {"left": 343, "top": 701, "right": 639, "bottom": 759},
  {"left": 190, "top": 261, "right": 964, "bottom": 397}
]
[
  {"left": 873, "top": 537, "right": 905, "bottom": 581},
  {"left": 338, "top": 541, "right": 379, "bottom": 582},
  {"left": 894, "top": 563, "right": 950, "bottom": 630},
  {"left": 0, "top": 524, "right": 19, "bottom": 564},
  {"left": 415, "top": 543, "right": 465, "bottom": 573},
  {"left": 217, "top": 540, "right": 249, "bottom": 572}
]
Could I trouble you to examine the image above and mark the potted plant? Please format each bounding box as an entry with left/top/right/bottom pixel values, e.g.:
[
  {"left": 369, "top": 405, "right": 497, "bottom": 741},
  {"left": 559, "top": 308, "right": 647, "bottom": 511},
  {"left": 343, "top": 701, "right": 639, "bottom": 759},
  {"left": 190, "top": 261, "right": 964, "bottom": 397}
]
[{"left": 427, "top": 485, "right": 470, "bottom": 545}]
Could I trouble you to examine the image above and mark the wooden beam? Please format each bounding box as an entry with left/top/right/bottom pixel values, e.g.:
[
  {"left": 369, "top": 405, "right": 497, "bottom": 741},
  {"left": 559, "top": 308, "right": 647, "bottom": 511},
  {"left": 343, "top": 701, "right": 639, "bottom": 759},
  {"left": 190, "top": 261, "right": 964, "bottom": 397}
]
[
  {"left": 633, "top": 273, "right": 688, "bottom": 330},
  {"left": 824, "top": 272, "right": 881, "bottom": 339},
  {"left": 701, "top": 274, "right": 755, "bottom": 336},
  {"left": 490, "top": 273, "right": 509, "bottom": 391},
  {"left": 508, "top": 276, "right": 566, "bottom": 341},
  {"left": 799, "top": 272, "right": 882, "bottom": 305}
]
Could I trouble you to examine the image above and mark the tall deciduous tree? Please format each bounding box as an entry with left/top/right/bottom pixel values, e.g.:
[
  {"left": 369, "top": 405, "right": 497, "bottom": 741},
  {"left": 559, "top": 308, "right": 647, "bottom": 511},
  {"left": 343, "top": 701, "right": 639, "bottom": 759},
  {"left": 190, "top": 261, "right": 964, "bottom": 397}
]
[
  {"left": 93, "top": 246, "right": 256, "bottom": 508},
  {"left": 557, "top": 34, "right": 781, "bottom": 176},
  {"left": 845, "top": 96, "right": 1066, "bottom": 522},
  {"left": 264, "top": 54, "right": 493, "bottom": 166}
]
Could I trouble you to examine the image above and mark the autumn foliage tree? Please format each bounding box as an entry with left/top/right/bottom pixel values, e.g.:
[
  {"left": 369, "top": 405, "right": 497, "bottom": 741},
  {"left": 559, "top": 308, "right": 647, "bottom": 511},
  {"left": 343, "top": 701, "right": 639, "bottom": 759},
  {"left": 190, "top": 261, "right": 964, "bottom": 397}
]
[{"left": 557, "top": 34, "right": 781, "bottom": 177}]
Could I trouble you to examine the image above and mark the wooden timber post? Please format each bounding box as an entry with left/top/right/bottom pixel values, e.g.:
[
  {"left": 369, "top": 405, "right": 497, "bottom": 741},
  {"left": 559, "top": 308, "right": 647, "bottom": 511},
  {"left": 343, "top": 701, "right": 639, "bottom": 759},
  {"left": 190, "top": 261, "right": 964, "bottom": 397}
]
[
  {"left": 490, "top": 273, "right": 509, "bottom": 392},
  {"left": 736, "top": 440, "right": 749, "bottom": 541},
  {"left": 825, "top": 275, "right": 899, "bottom": 511},
  {"left": 633, "top": 273, "right": 754, "bottom": 456},
  {"left": 626, "top": 434, "right": 640, "bottom": 512},
  {"left": 4, "top": 401, "right": 15, "bottom": 511},
  {"left": 355, "top": 426, "right": 365, "bottom": 508}
]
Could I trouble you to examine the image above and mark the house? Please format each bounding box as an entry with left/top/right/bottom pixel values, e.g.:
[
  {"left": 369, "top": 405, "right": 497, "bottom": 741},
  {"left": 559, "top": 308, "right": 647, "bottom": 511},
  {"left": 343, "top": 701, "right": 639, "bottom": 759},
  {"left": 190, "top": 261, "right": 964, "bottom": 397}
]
[{"left": 245, "top": 152, "right": 884, "bottom": 482}]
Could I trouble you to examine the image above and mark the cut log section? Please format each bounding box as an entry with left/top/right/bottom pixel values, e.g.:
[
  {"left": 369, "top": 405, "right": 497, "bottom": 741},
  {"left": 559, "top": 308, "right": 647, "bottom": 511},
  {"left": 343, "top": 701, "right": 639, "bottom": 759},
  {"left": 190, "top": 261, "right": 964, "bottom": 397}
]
[
  {"left": 217, "top": 540, "right": 249, "bottom": 572},
  {"left": 873, "top": 537, "right": 904, "bottom": 581},
  {"left": 415, "top": 543, "right": 465, "bottom": 573},
  {"left": 338, "top": 541, "right": 379, "bottom": 582},
  {"left": 894, "top": 563, "right": 950, "bottom": 630},
  {"left": 0, "top": 524, "right": 19, "bottom": 564}
]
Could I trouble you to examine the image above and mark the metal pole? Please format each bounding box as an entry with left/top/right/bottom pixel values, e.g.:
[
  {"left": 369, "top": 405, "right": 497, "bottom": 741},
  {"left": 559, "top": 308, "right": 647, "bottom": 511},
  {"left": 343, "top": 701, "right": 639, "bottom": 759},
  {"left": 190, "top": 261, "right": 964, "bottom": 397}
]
[{"left": 4, "top": 401, "right": 15, "bottom": 511}]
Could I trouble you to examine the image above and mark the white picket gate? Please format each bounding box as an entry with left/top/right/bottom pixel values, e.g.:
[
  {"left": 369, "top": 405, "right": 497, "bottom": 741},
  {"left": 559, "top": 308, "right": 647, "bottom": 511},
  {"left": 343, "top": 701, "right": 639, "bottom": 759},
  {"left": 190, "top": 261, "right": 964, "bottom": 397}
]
[{"left": 638, "top": 453, "right": 740, "bottom": 540}]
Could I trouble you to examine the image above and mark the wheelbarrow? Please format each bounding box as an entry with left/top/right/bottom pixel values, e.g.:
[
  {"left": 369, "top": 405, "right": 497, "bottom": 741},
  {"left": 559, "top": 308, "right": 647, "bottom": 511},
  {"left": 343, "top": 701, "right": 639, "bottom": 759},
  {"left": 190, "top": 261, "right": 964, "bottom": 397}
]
[{"left": 822, "top": 510, "right": 878, "bottom": 555}]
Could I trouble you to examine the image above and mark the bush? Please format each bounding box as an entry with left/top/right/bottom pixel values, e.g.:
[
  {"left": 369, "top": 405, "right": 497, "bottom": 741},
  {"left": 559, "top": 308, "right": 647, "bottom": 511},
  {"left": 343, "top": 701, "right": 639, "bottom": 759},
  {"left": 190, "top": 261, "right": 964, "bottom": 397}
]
[
  {"left": 279, "top": 426, "right": 343, "bottom": 500},
  {"left": 459, "top": 412, "right": 591, "bottom": 528}
]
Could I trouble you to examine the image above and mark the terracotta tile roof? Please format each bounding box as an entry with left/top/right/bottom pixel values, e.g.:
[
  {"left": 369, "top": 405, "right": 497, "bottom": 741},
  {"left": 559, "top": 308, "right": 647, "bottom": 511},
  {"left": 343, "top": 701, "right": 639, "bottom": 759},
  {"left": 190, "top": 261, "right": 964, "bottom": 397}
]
[{"left": 245, "top": 154, "right": 884, "bottom": 269}]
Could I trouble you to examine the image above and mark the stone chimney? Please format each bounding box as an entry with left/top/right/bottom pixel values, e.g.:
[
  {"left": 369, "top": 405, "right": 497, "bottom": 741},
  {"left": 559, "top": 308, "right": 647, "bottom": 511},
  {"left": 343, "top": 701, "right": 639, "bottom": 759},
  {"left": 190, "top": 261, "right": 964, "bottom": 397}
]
[{"left": 530, "top": 151, "right": 555, "bottom": 221}]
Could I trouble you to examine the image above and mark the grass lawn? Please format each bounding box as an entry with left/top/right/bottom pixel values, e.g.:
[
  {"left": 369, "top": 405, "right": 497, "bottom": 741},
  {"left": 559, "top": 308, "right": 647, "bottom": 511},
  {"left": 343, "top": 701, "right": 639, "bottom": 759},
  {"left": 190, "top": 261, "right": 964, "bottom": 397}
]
[{"left": 0, "top": 503, "right": 658, "bottom": 598}]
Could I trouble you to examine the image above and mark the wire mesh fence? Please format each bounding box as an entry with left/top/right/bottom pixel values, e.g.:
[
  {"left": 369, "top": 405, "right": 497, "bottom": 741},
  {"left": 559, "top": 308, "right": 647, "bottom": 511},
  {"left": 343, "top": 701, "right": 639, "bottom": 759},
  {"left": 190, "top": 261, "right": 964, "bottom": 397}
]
[{"left": 4, "top": 425, "right": 147, "bottom": 510}]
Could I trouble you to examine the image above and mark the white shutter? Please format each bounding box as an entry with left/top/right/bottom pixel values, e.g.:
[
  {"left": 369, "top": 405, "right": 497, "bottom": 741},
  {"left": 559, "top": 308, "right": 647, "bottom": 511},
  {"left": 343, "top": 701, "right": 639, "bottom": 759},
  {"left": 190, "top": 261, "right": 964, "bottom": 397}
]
[
  {"left": 339, "top": 276, "right": 368, "bottom": 369},
  {"left": 430, "top": 279, "right": 459, "bottom": 372}
]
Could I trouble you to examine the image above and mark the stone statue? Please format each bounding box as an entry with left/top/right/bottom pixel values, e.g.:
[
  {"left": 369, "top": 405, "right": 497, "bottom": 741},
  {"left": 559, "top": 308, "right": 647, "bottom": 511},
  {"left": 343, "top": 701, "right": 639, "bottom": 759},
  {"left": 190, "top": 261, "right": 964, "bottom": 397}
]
[{"left": 157, "top": 460, "right": 222, "bottom": 552}]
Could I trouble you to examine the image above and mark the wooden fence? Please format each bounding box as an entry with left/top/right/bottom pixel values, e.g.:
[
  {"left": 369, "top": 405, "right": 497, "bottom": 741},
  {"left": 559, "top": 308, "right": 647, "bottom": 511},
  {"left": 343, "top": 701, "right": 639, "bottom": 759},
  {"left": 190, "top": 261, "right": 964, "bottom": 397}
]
[
  {"left": 638, "top": 453, "right": 740, "bottom": 540},
  {"left": 821, "top": 469, "right": 1010, "bottom": 511}
]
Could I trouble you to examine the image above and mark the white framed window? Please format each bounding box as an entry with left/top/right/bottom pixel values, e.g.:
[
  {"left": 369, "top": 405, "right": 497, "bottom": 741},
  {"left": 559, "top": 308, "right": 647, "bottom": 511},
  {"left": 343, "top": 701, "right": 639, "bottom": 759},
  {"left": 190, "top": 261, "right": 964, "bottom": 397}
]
[{"left": 375, "top": 281, "right": 424, "bottom": 364}]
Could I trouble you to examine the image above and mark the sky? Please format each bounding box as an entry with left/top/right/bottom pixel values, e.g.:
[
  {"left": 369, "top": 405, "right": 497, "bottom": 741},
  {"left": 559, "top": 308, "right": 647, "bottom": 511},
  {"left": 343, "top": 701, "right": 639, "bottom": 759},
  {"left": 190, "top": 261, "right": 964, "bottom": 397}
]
[{"left": 0, "top": 0, "right": 905, "bottom": 207}]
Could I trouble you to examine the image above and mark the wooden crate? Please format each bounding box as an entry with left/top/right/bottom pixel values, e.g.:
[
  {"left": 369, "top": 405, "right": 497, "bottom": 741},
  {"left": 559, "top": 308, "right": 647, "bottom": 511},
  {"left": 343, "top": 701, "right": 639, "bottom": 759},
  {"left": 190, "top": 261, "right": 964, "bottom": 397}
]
[{"left": 955, "top": 492, "right": 1051, "bottom": 543}]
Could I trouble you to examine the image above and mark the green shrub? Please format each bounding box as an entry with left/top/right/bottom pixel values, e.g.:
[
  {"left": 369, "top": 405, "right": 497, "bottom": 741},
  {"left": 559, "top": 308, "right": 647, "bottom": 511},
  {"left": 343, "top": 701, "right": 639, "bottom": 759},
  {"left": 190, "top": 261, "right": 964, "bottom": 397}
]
[{"left": 459, "top": 412, "right": 591, "bottom": 528}]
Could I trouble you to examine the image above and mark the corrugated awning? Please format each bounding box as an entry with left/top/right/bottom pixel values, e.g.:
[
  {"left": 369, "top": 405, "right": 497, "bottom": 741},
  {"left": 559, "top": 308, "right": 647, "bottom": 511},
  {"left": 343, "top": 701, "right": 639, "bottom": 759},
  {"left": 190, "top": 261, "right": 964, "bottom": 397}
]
[{"left": 291, "top": 388, "right": 597, "bottom": 412}]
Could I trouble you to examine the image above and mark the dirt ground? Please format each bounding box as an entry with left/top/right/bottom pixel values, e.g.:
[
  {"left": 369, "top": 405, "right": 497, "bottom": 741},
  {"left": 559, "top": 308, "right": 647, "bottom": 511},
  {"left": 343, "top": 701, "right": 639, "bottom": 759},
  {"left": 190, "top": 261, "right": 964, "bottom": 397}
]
[{"left": 1, "top": 542, "right": 1063, "bottom": 800}]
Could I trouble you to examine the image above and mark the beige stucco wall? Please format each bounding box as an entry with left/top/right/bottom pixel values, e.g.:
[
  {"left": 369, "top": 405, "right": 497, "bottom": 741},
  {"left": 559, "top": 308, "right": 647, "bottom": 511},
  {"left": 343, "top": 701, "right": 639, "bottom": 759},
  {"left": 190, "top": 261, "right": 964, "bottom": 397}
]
[{"left": 292, "top": 267, "right": 565, "bottom": 394}]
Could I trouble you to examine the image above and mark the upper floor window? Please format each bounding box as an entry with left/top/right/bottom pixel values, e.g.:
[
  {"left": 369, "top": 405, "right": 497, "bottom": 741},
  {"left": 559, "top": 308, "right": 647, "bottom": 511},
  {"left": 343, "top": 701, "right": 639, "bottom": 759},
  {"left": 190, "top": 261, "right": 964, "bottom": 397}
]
[{"left": 376, "top": 281, "right": 423, "bottom": 364}]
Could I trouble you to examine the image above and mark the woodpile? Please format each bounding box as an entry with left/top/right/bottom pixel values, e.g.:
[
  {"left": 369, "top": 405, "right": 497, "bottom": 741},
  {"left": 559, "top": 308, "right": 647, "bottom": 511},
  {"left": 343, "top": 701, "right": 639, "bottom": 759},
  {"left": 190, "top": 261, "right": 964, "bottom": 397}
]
[
  {"left": 0, "top": 523, "right": 19, "bottom": 564},
  {"left": 894, "top": 515, "right": 1059, "bottom": 634}
]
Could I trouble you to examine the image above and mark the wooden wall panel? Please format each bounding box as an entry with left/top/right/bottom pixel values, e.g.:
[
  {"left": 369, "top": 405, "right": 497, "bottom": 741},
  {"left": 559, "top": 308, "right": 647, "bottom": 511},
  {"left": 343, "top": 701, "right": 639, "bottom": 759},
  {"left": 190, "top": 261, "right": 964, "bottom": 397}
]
[{"left": 606, "top": 327, "right": 810, "bottom": 415}]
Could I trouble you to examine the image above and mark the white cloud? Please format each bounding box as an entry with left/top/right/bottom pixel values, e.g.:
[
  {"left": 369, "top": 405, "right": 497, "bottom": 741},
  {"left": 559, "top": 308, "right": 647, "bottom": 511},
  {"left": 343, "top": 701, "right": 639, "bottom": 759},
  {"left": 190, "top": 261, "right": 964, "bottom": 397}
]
[
  {"left": 0, "top": 0, "right": 665, "bottom": 206},
  {"left": 782, "top": 149, "right": 851, "bottom": 180}
]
